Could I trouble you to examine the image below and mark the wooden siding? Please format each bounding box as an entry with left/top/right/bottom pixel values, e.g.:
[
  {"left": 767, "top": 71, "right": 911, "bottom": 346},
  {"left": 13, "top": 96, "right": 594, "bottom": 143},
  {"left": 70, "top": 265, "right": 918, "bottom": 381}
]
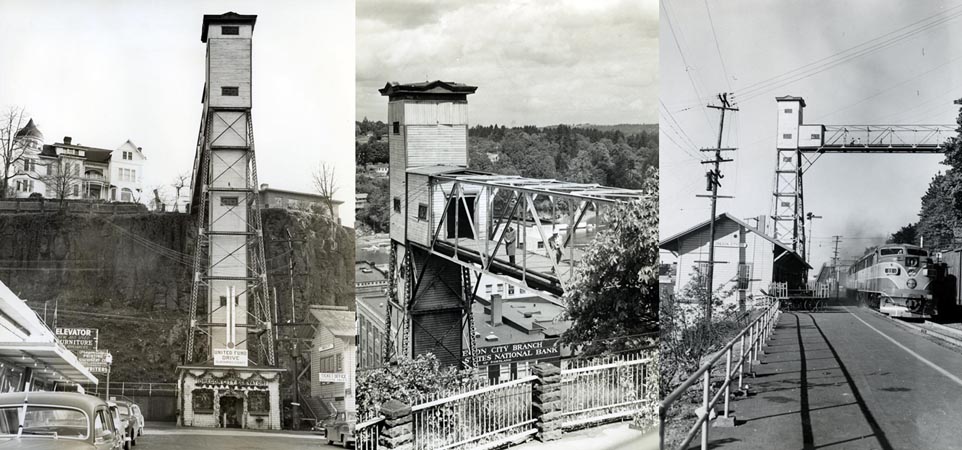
[
  {"left": 673, "top": 218, "right": 776, "bottom": 303},
  {"left": 406, "top": 173, "right": 432, "bottom": 247},
  {"left": 210, "top": 111, "right": 248, "bottom": 148},
  {"left": 207, "top": 38, "right": 252, "bottom": 109},
  {"left": 389, "top": 102, "right": 406, "bottom": 243},
  {"left": 406, "top": 125, "right": 468, "bottom": 167},
  {"left": 402, "top": 101, "right": 469, "bottom": 125}
]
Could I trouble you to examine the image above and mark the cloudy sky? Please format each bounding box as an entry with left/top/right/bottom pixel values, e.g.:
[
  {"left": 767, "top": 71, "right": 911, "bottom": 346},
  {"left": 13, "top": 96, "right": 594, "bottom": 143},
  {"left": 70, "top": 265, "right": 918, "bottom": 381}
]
[
  {"left": 356, "top": 0, "right": 658, "bottom": 126},
  {"left": 0, "top": 0, "right": 356, "bottom": 223},
  {"left": 661, "top": 0, "right": 962, "bottom": 269}
]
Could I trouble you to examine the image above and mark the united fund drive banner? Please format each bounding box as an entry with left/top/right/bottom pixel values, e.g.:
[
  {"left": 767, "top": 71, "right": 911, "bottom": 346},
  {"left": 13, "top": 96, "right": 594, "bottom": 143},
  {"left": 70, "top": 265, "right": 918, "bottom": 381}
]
[
  {"left": 464, "top": 339, "right": 560, "bottom": 366},
  {"left": 55, "top": 328, "right": 98, "bottom": 352}
]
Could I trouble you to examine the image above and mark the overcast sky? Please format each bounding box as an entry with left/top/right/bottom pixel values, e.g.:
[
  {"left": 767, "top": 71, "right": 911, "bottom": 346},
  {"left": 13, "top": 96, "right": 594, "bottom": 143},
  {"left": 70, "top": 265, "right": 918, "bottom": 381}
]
[
  {"left": 661, "top": 0, "right": 962, "bottom": 270},
  {"left": 356, "top": 0, "right": 658, "bottom": 126},
  {"left": 0, "top": 0, "right": 356, "bottom": 223}
]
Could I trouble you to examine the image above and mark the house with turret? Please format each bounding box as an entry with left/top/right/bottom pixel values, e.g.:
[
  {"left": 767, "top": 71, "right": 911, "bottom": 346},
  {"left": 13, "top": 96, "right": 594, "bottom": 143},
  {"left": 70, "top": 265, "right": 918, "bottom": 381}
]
[{"left": 9, "top": 119, "right": 146, "bottom": 202}]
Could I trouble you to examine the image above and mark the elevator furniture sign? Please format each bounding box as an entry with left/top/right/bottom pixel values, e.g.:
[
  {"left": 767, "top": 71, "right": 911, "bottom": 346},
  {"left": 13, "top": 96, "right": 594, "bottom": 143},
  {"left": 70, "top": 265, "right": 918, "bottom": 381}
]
[{"left": 55, "top": 327, "right": 99, "bottom": 352}]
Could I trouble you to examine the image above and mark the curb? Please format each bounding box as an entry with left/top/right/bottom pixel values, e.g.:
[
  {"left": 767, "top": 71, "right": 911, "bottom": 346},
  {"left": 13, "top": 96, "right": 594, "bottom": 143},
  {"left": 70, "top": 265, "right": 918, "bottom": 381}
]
[{"left": 862, "top": 307, "right": 962, "bottom": 349}]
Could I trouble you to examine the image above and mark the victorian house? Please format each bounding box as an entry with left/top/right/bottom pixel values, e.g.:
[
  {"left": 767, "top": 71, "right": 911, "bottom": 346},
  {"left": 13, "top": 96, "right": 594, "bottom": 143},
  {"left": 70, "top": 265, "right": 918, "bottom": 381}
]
[{"left": 10, "top": 119, "right": 146, "bottom": 202}]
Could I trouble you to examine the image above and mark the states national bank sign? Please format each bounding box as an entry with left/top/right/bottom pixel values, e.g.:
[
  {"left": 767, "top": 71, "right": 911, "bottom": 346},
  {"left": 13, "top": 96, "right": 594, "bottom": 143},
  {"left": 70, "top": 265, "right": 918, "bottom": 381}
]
[{"left": 464, "top": 339, "right": 560, "bottom": 366}]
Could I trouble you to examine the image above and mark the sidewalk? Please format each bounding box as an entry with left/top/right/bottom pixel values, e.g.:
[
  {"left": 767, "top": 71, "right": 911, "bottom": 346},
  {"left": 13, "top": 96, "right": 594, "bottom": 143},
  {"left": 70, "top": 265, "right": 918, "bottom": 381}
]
[
  {"left": 144, "top": 421, "right": 325, "bottom": 440},
  {"left": 513, "top": 422, "right": 657, "bottom": 450}
]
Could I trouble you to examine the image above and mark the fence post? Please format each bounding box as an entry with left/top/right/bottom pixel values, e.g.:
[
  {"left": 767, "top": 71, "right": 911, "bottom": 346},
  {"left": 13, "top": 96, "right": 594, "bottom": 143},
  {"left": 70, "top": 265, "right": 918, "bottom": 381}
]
[
  {"left": 378, "top": 399, "right": 413, "bottom": 450},
  {"left": 532, "top": 363, "right": 563, "bottom": 442}
]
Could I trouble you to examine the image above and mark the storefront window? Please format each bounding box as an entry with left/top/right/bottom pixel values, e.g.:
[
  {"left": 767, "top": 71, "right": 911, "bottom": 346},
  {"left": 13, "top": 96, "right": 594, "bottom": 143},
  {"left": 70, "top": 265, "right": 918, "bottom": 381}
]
[
  {"left": 192, "top": 389, "right": 214, "bottom": 412},
  {"left": 248, "top": 391, "right": 269, "bottom": 416}
]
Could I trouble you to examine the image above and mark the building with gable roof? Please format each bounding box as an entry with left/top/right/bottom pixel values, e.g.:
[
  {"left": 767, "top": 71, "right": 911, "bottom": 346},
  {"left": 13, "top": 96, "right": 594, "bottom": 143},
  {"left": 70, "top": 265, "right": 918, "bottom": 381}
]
[
  {"left": 660, "top": 213, "right": 810, "bottom": 306},
  {"left": 309, "top": 305, "right": 356, "bottom": 416},
  {"left": 9, "top": 119, "right": 146, "bottom": 202}
]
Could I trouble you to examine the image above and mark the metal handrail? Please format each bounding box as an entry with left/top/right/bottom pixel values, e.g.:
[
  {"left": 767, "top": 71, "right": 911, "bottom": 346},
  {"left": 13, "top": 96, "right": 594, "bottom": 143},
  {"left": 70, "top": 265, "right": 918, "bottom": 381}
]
[{"left": 659, "top": 299, "right": 781, "bottom": 450}]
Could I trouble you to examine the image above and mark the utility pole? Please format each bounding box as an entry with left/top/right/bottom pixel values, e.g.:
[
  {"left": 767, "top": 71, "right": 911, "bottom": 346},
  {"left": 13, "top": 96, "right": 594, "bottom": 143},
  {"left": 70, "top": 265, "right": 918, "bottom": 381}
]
[
  {"left": 699, "top": 93, "right": 738, "bottom": 325},
  {"left": 806, "top": 212, "right": 822, "bottom": 263},
  {"left": 832, "top": 236, "right": 841, "bottom": 299}
]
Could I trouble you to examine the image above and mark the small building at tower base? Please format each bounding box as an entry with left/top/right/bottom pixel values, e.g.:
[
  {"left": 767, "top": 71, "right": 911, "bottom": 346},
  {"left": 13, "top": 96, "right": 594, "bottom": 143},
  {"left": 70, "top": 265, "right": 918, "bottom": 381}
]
[{"left": 176, "top": 365, "right": 284, "bottom": 430}]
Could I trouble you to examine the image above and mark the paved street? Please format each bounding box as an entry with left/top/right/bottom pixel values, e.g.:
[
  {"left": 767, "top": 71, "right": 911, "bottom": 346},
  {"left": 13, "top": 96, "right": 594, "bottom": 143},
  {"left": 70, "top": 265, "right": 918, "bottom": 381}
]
[
  {"left": 135, "top": 422, "right": 334, "bottom": 450},
  {"left": 698, "top": 305, "right": 962, "bottom": 449},
  {"left": 513, "top": 422, "right": 657, "bottom": 450}
]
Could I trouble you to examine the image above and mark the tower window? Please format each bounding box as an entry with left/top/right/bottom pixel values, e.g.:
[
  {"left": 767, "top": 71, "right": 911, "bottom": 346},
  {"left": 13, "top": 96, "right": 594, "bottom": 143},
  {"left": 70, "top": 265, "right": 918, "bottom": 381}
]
[
  {"left": 784, "top": 108, "right": 793, "bottom": 113},
  {"left": 417, "top": 203, "right": 428, "bottom": 220},
  {"left": 222, "top": 26, "right": 239, "bottom": 35},
  {"left": 392, "top": 122, "right": 400, "bottom": 135},
  {"left": 810, "top": 133, "right": 820, "bottom": 139},
  {"left": 393, "top": 197, "right": 401, "bottom": 212},
  {"left": 220, "top": 196, "right": 239, "bottom": 206},
  {"left": 222, "top": 86, "right": 239, "bottom": 96},
  {"left": 782, "top": 133, "right": 792, "bottom": 139}
]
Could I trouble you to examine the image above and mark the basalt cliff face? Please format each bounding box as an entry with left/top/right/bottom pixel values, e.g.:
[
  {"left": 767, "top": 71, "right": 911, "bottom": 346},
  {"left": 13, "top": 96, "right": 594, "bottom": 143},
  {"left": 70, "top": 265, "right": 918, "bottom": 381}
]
[{"left": 0, "top": 209, "right": 353, "bottom": 382}]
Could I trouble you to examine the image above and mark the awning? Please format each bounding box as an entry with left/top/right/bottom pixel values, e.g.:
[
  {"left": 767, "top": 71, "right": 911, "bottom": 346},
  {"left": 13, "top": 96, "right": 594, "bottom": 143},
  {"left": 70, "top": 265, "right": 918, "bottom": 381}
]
[{"left": 0, "top": 341, "right": 98, "bottom": 386}]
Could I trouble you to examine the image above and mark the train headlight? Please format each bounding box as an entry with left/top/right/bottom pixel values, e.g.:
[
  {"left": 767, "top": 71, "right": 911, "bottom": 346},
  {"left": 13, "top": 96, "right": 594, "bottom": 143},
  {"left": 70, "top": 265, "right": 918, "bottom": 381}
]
[{"left": 907, "top": 279, "right": 917, "bottom": 289}]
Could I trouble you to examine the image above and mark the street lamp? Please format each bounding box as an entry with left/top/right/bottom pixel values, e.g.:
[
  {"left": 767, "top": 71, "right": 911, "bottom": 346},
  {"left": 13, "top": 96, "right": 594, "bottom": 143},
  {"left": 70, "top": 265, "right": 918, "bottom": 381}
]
[{"left": 105, "top": 352, "right": 113, "bottom": 399}]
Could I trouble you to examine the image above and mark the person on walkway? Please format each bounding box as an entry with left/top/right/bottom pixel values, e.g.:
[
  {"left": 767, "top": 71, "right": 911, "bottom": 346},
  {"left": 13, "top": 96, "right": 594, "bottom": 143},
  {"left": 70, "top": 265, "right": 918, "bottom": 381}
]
[{"left": 504, "top": 226, "right": 517, "bottom": 264}]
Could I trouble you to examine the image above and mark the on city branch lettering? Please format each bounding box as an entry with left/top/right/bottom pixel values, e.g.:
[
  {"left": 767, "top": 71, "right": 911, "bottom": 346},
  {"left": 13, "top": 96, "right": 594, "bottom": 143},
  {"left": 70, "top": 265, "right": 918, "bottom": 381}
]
[{"left": 464, "top": 339, "right": 559, "bottom": 365}]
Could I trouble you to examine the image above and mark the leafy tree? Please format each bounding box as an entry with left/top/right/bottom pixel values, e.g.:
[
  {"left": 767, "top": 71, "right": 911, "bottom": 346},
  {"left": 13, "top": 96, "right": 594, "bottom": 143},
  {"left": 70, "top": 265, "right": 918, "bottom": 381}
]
[
  {"left": 356, "top": 174, "right": 389, "bottom": 232},
  {"left": 560, "top": 171, "right": 658, "bottom": 355},
  {"left": 356, "top": 354, "right": 475, "bottom": 416},
  {"left": 0, "top": 107, "right": 29, "bottom": 199},
  {"left": 888, "top": 223, "right": 918, "bottom": 245}
]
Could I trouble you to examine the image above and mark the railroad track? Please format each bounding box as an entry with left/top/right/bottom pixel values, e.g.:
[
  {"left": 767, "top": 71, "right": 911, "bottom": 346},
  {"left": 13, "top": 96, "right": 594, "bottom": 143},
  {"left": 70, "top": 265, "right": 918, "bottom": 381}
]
[{"left": 918, "top": 321, "right": 962, "bottom": 348}]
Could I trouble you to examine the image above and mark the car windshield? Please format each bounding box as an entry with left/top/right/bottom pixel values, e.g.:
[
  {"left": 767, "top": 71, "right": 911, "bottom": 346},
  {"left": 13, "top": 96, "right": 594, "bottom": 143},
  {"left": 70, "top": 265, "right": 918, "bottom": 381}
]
[
  {"left": 907, "top": 248, "right": 928, "bottom": 256},
  {"left": 879, "top": 248, "right": 903, "bottom": 256},
  {"left": 0, "top": 406, "right": 88, "bottom": 439}
]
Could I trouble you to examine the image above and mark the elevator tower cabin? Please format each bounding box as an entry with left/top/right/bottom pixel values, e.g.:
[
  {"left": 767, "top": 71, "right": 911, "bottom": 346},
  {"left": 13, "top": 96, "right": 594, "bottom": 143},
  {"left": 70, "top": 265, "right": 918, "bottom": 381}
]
[
  {"left": 771, "top": 95, "right": 953, "bottom": 263},
  {"left": 177, "top": 12, "right": 282, "bottom": 430},
  {"left": 381, "top": 81, "right": 645, "bottom": 370}
]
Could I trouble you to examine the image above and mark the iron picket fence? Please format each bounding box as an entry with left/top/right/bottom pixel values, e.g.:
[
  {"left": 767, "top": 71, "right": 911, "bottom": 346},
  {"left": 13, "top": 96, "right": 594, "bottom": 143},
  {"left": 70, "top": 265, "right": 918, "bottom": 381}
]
[
  {"left": 356, "top": 414, "right": 384, "bottom": 450},
  {"left": 410, "top": 375, "right": 537, "bottom": 450},
  {"left": 560, "top": 351, "right": 653, "bottom": 429}
]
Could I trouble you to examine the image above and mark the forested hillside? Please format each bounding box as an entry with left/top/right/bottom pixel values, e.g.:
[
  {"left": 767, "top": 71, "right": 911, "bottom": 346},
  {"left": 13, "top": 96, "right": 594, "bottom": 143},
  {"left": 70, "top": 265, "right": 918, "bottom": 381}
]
[{"left": 355, "top": 120, "right": 658, "bottom": 231}]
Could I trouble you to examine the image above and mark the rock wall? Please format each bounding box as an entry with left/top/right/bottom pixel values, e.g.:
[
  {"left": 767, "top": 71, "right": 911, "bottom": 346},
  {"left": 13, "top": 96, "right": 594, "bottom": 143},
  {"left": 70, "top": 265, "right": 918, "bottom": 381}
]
[{"left": 0, "top": 209, "right": 354, "bottom": 382}]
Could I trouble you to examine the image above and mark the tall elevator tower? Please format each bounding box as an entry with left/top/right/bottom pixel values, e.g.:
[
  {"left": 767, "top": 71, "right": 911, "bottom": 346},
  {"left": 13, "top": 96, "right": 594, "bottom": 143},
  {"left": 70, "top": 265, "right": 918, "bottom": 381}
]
[
  {"left": 772, "top": 96, "right": 807, "bottom": 260},
  {"left": 178, "top": 12, "right": 281, "bottom": 430},
  {"left": 381, "top": 81, "right": 478, "bottom": 368}
]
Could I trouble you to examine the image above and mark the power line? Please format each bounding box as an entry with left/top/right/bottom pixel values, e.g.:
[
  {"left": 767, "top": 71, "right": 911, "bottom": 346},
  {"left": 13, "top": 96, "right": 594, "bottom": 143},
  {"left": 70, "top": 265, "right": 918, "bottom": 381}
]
[
  {"left": 702, "top": 0, "right": 733, "bottom": 92},
  {"left": 734, "top": 6, "right": 962, "bottom": 102},
  {"left": 661, "top": 0, "right": 714, "bottom": 128}
]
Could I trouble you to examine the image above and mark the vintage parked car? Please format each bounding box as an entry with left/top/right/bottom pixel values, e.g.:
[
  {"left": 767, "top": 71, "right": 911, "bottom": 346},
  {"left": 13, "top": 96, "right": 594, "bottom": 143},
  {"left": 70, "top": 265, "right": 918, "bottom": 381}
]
[
  {"left": 128, "top": 405, "right": 144, "bottom": 438},
  {"left": 0, "top": 391, "right": 123, "bottom": 449},
  {"left": 323, "top": 411, "right": 355, "bottom": 448},
  {"left": 111, "top": 401, "right": 140, "bottom": 445},
  {"left": 105, "top": 403, "right": 132, "bottom": 450}
]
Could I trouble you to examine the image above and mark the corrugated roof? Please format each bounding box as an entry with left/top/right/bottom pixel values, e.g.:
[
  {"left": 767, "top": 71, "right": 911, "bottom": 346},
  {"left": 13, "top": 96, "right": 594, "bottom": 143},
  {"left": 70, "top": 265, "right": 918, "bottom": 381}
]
[
  {"left": 659, "top": 212, "right": 811, "bottom": 269},
  {"left": 406, "top": 165, "right": 473, "bottom": 176},
  {"left": 309, "top": 306, "right": 355, "bottom": 337}
]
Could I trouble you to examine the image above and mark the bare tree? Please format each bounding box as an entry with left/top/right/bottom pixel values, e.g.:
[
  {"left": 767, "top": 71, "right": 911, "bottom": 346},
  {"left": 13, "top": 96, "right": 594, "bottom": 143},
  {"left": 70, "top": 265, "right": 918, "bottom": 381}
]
[
  {"left": 41, "top": 158, "right": 83, "bottom": 205},
  {"left": 172, "top": 172, "right": 190, "bottom": 212},
  {"left": 0, "top": 107, "right": 29, "bottom": 199},
  {"left": 312, "top": 162, "right": 339, "bottom": 218}
]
